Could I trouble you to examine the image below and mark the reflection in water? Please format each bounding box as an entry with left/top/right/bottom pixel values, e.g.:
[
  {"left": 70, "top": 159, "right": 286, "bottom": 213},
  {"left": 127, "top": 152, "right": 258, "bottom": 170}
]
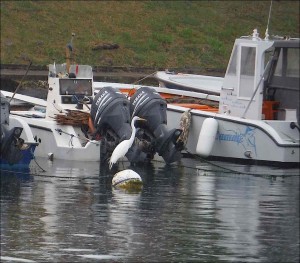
[
  {"left": 0, "top": 157, "right": 299, "bottom": 262},
  {"left": 215, "top": 175, "right": 261, "bottom": 262}
]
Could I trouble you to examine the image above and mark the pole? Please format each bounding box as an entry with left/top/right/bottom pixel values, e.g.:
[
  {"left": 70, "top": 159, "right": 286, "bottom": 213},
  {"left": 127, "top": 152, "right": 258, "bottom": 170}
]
[{"left": 9, "top": 60, "right": 32, "bottom": 103}]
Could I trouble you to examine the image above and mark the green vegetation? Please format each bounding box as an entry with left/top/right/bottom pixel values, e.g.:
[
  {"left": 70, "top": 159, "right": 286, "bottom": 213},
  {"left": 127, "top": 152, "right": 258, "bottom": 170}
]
[{"left": 1, "top": 1, "right": 299, "bottom": 71}]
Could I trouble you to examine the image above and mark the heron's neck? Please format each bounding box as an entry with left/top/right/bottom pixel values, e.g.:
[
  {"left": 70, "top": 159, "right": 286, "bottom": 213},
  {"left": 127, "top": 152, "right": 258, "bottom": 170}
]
[{"left": 129, "top": 121, "right": 137, "bottom": 143}]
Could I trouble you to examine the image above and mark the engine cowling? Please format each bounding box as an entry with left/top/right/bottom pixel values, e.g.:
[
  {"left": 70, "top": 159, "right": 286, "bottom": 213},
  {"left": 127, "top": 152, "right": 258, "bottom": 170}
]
[
  {"left": 130, "top": 87, "right": 182, "bottom": 164},
  {"left": 91, "top": 86, "right": 131, "bottom": 140},
  {"left": 90, "top": 87, "right": 148, "bottom": 163}
]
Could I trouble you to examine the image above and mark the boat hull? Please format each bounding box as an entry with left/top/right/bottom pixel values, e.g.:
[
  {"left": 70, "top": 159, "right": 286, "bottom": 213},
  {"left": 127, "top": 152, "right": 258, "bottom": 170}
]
[
  {"left": 0, "top": 112, "right": 38, "bottom": 169},
  {"left": 10, "top": 116, "right": 101, "bottom": 161},
  {"left": 167, "top": 105, "right": 299, "bottom": 166}
]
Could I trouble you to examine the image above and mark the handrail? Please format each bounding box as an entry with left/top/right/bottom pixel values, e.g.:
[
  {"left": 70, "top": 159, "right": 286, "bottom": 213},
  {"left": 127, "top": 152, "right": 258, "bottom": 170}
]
[{"left": 242, "top": 58, "right": 273, "bottom": 118}]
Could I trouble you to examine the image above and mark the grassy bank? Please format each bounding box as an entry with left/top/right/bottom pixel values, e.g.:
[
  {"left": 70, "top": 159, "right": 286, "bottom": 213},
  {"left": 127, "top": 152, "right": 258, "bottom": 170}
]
[{"left": 1, "top": 1, "right": 299, "bottom": 71}]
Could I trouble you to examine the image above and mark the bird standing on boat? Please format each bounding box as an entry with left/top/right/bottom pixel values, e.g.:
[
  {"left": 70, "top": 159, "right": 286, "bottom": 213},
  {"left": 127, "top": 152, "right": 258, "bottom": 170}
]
[{"left": 109, "top": 116, "right": 146, "bottom": 169}]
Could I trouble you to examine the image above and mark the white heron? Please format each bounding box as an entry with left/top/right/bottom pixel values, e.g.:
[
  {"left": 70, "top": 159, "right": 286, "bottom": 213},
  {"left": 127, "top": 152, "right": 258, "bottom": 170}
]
[{"left": 109, "top": 116, "right": 145, "bottom": 169}]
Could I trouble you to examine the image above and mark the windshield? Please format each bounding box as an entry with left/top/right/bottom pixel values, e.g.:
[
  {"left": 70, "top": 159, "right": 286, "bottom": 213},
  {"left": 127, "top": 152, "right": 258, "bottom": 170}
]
[
  {"left": 59, "top": 79, "right": 92, "bottom": 96},
  {"left": 274, "top": 48, "right": 300, "bottom": 78}
]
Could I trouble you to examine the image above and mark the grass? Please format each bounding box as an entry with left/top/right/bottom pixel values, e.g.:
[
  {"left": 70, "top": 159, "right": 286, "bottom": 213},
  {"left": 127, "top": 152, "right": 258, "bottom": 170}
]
[{"left": 0, "top": 1, "right": 299, "bottom": 71}]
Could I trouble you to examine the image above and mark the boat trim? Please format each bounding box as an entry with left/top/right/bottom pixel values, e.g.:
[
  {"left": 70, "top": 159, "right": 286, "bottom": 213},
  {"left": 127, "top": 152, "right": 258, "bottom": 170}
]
[{"left": 29, "top": 124, "right": 52, "bottom": 132}]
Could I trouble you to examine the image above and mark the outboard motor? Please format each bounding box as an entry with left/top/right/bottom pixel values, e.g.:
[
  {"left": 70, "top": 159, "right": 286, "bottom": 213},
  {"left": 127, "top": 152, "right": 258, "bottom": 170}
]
[
  {"left": 0, "top": 93, "right": 24, "bottom": 164},
  {"left": 0, "top": 126, "right": 24, "bottom": 164},
  {"left": 130, "top": 87, "right": 183, "bottom": 164},
  {"left": 90, "top": 87, "right": 149, "bottom": 163},
  {"left": 91, "top": 87, "right": 131, "bottom": 162}
]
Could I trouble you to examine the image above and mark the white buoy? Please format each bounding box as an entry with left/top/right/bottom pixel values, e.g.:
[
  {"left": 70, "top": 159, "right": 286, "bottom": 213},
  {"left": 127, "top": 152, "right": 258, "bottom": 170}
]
[
  {"left": 196, "top": 118, "right": 218, "bottom": 157},
  {"left": 112, "top": 169, "right": 143, "bottom": 191}
]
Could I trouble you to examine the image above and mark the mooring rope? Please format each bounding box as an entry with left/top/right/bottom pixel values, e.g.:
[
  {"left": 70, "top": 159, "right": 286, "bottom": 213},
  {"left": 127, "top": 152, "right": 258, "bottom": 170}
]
[
  {"left": 55, "top": 128, "right": 100, "bottom": 146},
  {"left": 126, "top": 71, "right": 157, "bottom": 99}
]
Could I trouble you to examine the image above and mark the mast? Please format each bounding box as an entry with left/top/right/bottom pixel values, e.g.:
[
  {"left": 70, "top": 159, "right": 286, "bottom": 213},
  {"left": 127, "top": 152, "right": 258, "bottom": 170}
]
[{"left": 66, "top": 33, "right": 75, "bottom": 74}]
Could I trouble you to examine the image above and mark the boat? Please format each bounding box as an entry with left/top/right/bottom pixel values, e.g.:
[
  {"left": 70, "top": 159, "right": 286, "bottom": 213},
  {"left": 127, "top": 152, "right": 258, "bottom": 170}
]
[
  {"left": 4, "top": 75, "right": 187, "bottom": 165},
  {"left": 3, "top": 63, "right": 102, "bottom": 161},
  {"left": 2, "top": 36, "right": 185, "bottom": 165},
  {"left": 0, "top": 92, "right": 38, "bottom": 168},
  {"left": 94, "top": 29, "right": 299, "bottom": 167},
  {"left": 155, "top": 70, "right": 222, "bottom": 95},
  {"left": 2, "top": 40, "right": 183, "bottom": 166},
  {"left": 1, "top": 34, "right": 101, "bottom": 162}
]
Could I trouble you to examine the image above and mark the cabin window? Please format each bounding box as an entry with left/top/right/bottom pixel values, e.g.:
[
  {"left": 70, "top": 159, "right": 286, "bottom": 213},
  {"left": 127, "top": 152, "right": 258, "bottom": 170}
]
[
  {"left": 274, "top": 48, "right": 299, "bottom": 77},
  {"left": 239, "top": 46, "right": 256, "bottom": 98},
  {"left": 287, "top": 48, "right": 299, "bottom": 77},
  {"left": 286, "top": 48, "right": 299, "bottom": 78},
  {"left": 240, "top": 47, "right": 256, "bottom": 76},
  {"left": 274, "top": 50, "right": 284, "bottom": 77},
  {"left": 59, "top": 79, "right": 92, "bottom": 96},
  {"left": 227, "top": 46, "right": 238, "bottom": 75}
]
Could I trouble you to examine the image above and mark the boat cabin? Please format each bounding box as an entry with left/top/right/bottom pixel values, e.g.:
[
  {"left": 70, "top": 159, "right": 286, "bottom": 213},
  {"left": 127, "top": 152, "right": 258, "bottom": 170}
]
[
  {"left": 220, "top": 29, "right": 299, "bottom": 121},
  {"left": 46, "top": 64, "right": 93, "bottom": 119}
]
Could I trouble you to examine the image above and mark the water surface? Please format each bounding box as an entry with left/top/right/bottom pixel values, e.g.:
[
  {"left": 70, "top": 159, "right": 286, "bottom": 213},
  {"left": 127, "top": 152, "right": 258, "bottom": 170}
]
[{"left": 1, "top": 157, "right": 299, "bottom": 262}]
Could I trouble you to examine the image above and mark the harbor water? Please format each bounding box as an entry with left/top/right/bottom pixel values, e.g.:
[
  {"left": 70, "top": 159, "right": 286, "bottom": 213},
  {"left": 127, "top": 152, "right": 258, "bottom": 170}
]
[{"left": 1, "top": 156, "right": 299, "bottom": 262}]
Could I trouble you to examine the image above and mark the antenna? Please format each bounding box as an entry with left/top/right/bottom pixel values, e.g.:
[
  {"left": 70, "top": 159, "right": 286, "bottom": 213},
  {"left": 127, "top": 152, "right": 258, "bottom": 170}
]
[
  {"left": 66, "top": 33, "right": 76, "bottom": 74},
  {"left": 265, "top": 0, "right": 273, "bottom": 40}
]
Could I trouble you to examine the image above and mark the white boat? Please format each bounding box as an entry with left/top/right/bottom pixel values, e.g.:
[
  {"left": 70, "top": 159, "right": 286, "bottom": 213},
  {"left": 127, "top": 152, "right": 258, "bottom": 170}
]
[
  {"left": 155, "top": 70, "right": 222, "bottom": 95},
  {"left": 94, "top": 29, "right": 300, "bottom": 167},
  {"left": 3, "top": 63, "right": 101, "bottom": 161},
  {"left": 4, "top": 65, "right": 184, "bottom": 165},
  {"left": 2, "top": 36, "right": 186, "bottom": 166},
  {"left": 178, "top": 30, "right": 299, "bottom": 166},
  {"left": 0, "top": 92, "right": 38, "bottom": 168}
]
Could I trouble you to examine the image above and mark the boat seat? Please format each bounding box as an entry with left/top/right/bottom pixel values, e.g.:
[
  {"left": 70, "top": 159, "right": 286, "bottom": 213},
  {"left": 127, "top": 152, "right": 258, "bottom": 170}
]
[{"left": 277, "top": 108, "right": 297, "bottom": 121}]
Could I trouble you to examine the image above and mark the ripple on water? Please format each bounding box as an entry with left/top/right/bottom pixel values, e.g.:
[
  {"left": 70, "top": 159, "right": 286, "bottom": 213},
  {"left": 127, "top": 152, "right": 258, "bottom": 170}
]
[{"left": 0, "top": 256, "right": 36, "bottom": 262}]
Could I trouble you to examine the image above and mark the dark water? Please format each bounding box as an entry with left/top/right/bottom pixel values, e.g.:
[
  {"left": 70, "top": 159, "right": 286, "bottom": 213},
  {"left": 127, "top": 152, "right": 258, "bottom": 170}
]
[{"left": 1, "top": 157, "right": 299, "bottom": 263}]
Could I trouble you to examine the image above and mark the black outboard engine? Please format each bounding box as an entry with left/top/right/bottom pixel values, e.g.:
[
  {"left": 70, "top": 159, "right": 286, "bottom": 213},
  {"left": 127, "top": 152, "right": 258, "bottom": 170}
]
[
  {"left": 0, "top": 93, "right": 24, "bottom": 164},
  {"left": 91, "top": 87, "right": 131, "bottom": 162},
  {"left": 0, "top": 126, "right": 24, "bottom": 164},
  {"left": 130, "top": 87, "right": 183, "bottom": 164},
  {"left": 90, "top": 87, "right": 149, "bottom": 163}
]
